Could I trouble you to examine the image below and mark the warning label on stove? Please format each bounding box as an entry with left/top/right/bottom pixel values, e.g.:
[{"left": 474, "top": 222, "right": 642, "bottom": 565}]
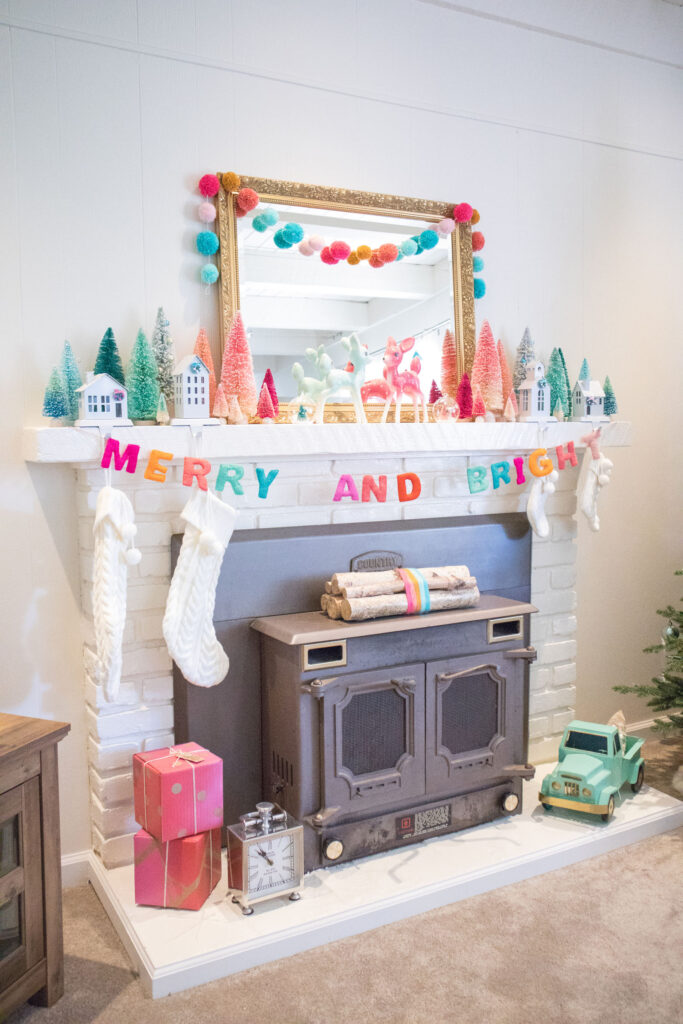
[{"left": 396, "top": 804, "right": 451, "bottom": 839}]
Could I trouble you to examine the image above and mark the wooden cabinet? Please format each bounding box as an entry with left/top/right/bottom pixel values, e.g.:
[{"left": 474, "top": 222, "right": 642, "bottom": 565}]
[{"left": 0, "top": 713, "right": 70, "bottom": 1018}]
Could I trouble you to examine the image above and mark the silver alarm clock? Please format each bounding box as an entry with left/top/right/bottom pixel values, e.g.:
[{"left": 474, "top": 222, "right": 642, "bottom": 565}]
[{"left": 227, "top": 802, "right": 304, "bottom": 915}]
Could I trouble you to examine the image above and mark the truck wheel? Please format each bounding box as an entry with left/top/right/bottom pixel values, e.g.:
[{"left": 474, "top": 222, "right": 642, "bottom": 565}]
[
  {"left": 631, "top": 765, "right": 644, "bottom": 793},
  {"left": 541, "top": 802, "right": 552, "bottom": 812},
  {"left": 601, "top": 794, "right": 615, "bottom": 822}
]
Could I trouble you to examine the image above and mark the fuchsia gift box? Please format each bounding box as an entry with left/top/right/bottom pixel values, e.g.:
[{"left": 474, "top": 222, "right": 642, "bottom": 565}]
[
  {"left": 133, "top": 742, "right": 223, "bottom": 843},
  {"left": 134, "top": 827, "right": 222, "bottom": 910}
]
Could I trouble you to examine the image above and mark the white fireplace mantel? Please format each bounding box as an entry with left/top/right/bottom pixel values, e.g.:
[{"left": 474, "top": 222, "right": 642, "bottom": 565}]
[{"left": 23, "top": 420, "right": 633, "bottom": 464}]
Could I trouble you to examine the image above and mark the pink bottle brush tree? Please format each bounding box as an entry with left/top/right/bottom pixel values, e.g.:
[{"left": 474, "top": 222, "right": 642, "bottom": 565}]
[
  {"left": 219, "top": 311, "right": 257, "bottom": 418},
  {"left": 497, "top": 339, "right": 513, "bottom": 410},
  {"left": 440, "top": 328, "right": 458, "bottom": 400},
  {"left": 455, "top": 371, "right": 473, "bottom": 419},
  {"left": 262, "top": 368, "right": 279, "bottom": 416},
  {"left": 471, "top": 320, "right": 503, "bottom": 414},
  {"left": 193, "top": 328, "right": 217, "bottom": 411},
  {"left": 257, "top": 381, "right": 276, "bottom": 421}
]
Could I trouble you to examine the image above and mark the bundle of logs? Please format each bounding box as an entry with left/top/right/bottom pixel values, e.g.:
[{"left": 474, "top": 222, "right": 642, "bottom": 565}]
[{"left": 320, "top": 565, "right": 480, "bottom": 622}]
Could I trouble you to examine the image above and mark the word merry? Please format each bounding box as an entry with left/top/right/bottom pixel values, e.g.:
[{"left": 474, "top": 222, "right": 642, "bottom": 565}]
[{"left": 100, "top": 439, "right": 279, "bottom": 499}]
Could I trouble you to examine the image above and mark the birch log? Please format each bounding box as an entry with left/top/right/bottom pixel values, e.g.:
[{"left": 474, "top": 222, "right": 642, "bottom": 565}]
[
  {"left": 340, "top": 585, "right": 480, "bottom": 622},
  {"left": 328, "top": 566, "right": 474, "bottom": 596}
]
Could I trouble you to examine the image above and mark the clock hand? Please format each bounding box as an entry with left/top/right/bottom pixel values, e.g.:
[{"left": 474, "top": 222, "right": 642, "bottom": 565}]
[{"left": 256, "top": 848, "right": 274, "bottom": 866}]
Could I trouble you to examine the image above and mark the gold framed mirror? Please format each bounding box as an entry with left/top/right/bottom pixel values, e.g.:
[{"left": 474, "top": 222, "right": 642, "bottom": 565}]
[{"left": 215, "top": 176, "right": 476, "bottom": 414}]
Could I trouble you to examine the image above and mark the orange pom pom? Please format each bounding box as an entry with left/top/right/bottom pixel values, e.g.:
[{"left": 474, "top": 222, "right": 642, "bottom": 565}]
[
  {"left": 221, "top": 171, "right": 241, "bottom": 192},
  {"left": 369, "top": 251, "right": 384, "bottom": 268},
  {"left": 357, "top": 245, "right": 372, "bottom": 260},
  {"left": 347, "top": 251, "right": 360, "bottom": 265},
  {"left": 471, "top": 208, "right": 480, "bottom": 225},
  {"left": 471, "top": 231, "right": 485, "bottom": 252},
  {"left": 378, "top": 243, "right": 398, "bottom": 263}
]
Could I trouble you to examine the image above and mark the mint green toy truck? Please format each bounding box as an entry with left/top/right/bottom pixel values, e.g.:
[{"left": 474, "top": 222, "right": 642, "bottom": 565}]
[{"left": 539, "top": 720, "right": 645, "bottom": 821}]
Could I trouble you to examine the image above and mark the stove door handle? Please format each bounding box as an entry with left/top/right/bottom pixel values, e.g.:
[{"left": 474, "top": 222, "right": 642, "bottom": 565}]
[{"left": 503, "top": 646, "right": 537, "bottom": 662}]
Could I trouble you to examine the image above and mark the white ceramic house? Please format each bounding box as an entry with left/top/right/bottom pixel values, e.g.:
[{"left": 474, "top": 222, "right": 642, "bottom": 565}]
[
  {"left": 517, "top": 360, "right": 554, "bottom": 421},
  {"left": 171, "top": 355, "right": 213, "bottom": 423},
  {"left": 571, "top": 378, "right": 607, "bottom": 420},
  {"left": 75, "top": 372, "right": 132, "bottom": 426}
]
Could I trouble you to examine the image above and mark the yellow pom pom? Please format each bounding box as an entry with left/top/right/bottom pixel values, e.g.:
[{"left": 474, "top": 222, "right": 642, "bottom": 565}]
[
  {"left": 357, "top": 245, "right": 372, "bottom": 260},
  {"left": 221, "top": 171, "right": 241, "bottom": 192},
  {"left": 470, "top": 209, "right": 480, "bottom": 225},
  {"left": 347, "top": 251, "right": 360, "bottom": 265}
]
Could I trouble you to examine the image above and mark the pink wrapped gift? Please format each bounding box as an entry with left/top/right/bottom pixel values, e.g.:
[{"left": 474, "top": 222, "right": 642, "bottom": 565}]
[
  {"left": 133, "top": 742, "right": 223, "bottom": 842},
  {"left": 134, "top": 827, "right": 221, "bottom": 910}
]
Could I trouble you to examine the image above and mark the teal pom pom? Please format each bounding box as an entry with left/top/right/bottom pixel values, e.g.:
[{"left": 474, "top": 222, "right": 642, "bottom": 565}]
[
  {"left": 196, "top": 230, "right": 219, "bottom": 255},
  {"left": 262, "top": 208, "right": 279, "bottom": 227},
  {"left": 473, "top": 256, "right": 484, "bottom": 272},
  {"left": 411, "top": 235, "right": 423, "bottom": 255},
  {"left": 473, "top": 277, "right": 486, "bottom": 298},
  {"left": 273, "top": 229, "right": 293, "bottom": 249},
  {"left": 400, "top": 239, "right": 417, "bottom": 257},
  {"left": 201, "top": 263, "right": 219, "bottom": 284},
  {"left": 282, "top": 222, "right": 304, "bottom": 244},
  {"left": 252, "top": 215, "right": 268, "bottom": 232},
  {"left": 396, "top": 251, "right": 403, "bottom": 261},
  {"left": 419, "top": 229, "right": 439, "bottom": 250}
]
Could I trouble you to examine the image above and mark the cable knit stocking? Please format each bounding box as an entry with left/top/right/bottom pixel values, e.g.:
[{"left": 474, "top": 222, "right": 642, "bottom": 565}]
[
  {"left": 92, "top": 487, "right": 141, "bottom": 702},
  {"left": 163, "top": 488, "right": 237, "bottom": 688}
]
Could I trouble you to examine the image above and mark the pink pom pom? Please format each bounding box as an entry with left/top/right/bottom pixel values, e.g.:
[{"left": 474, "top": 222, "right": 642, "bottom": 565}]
[
  {"left": 471, "top": 231, "right": 485, "bottom": 251},
  {"left": 437, "top": 218, "right": 455, "bottom": 235},
  {"left": 198, "top": 174, "right": 220, "bottom": 197},
  {"left": 298, "top": 241, "right": 314, "bottom": 256},
  {"left": 236, "top": 187, "right": 259, "bottom": 212},
  {"left": 308, "top": 235, "right": 325, "bottom": 252},
  {"left": 320, "top": 247, "right": 339, "bottom": 265},
  {"left": 198, "top": 201, "right": 217, "bottom": 223},
  {"left": 378, "top": 243, "right": 398, "bottom": 263},
  {"left": 235, "top": 206, "right": 247, "bottom": 218},
  {"left": 369, "top": 252, "right": 384, "bottom": 268},
  {"left": 453, "top": 203, "right": 473, "bottom": 223},
  {"left": 330, "top": 240, "right": 351, "bottom": 261}
]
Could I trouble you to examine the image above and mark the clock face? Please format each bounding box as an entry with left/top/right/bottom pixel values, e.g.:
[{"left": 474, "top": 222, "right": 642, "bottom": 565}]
[{"left": 247, "top": 832, "right": 298, "bottom": 896}]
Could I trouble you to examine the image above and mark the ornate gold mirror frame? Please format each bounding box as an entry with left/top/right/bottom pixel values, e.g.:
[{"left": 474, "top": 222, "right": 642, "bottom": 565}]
[{"left": 215, "top": 176, "right": 476, "bottom": 379}]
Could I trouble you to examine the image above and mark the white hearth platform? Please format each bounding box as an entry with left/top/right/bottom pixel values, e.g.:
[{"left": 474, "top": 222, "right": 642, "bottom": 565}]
[{"left": 89, "top": 767, "right": 681, "bottom": 998}]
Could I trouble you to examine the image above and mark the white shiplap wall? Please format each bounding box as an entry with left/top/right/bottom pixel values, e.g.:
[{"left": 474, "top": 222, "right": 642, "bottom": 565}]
[{"left": 1, "top": 0, "right": 681, "bottom": 858}]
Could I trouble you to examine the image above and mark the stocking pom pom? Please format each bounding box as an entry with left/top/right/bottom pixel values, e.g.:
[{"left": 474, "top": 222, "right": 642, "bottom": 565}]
[
  {"left": 122, "top": 523, "right": 137, "bottom": 541},
  {"left": 419, "top": 229, "right": 439, "bottom": 250},
  {"left": 356, "top": 244, "right": 372, "bottom": 260},
  {"left": 437, "top": 218, "right": 455, "bottom": 235},
  {"left": 262, "top": 208, "right": 279, "bottom": 227},
  {"left": 369, "top": 251, "right": 384, "bottom": 268},
  {"left": 471, "top": 209, "right": 480, "bottom": 225},
  {"left": 298, "top": 240, "right": 314, "bottom": 256},
  {"left": 282, "top": 222, "right": 304, "bottom": 244},
  {"left": 236, "top": 187, "right": 259, "bottom": 212},
  {"left": 198, "top": 173, "right": 220, "bottom": 197},
  {"left": 308, "top": 235, "right": 325, "bottom": 252},
  {"left": 201, "top": 264, "right": 219, "bottom": 284},
  {"left": 273, "top": 229, "right": 293, "bottom": 249},
  {"left": 125, "top": 547, "right": 142, "bottom": 566},
  {"left": 453, "top": 202, "right": 473, "bottom": 223},
  {"left": 198, "top": 201, "right": 217, "bottom": 223},
  {"left": 400, "top": 238, "right": 417, "bottom": 257},
  {"left": 378, "top": 243, "right": 398, "bottom": 263},
  {"left": 199, "top": 531, "right": 222, "bottom": 556},
  {"left": 196, "top": 230, "right": 219, "bottom": 255},
  {"left": 252, "top": 214, "right": 268, "bottom": 232},
  {"left": 473, "top": 255, "right": 484, "bottom": 272},
  {"left": 472, "top": 231, "right": 485, "bottom": 252},
  {"left": 320, "top": 246, "right": 339, "bottom": 265},
  {"left": 473, "top": 277, "right": 486, "bottom": 298},
  {"left": 330, "top": 240, "right": 351, "bottom": 261},
  {"left": 221, "top": 171, "right": 241, "bottom": 192}
]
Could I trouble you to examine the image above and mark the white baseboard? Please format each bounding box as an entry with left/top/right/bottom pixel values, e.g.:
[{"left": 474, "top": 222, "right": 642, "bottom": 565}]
[{"left": 61, "top": 848, "right": 92, "bottom": 888}]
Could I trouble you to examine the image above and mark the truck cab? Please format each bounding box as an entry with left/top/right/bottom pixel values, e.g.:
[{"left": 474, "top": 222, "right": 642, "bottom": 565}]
[{"left": 539, "top": 719, "right": 644, "bottom": 821}]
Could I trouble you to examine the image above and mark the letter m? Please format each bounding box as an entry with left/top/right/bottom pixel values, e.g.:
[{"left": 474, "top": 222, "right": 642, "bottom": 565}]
[{"left": 101, "top": 438, "right": 140, "bottom": 474}]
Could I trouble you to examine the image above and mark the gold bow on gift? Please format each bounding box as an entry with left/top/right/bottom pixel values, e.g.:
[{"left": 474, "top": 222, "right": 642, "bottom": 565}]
[{"left": 169, "top": 747, "right": 204, "bottom": 767}]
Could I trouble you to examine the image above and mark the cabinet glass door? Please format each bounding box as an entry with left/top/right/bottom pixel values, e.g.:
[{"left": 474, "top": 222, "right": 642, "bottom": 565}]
[{"left": 0, "top": 780, "right": 43, "bottom": 993}]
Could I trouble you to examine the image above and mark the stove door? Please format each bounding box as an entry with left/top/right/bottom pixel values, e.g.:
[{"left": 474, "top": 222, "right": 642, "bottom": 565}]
[
  {"left": 318, "top": 662, "right": 426, "bottom": 820},
  {"left": 425, "top": 652, "right": 522, "bottom": 797}
]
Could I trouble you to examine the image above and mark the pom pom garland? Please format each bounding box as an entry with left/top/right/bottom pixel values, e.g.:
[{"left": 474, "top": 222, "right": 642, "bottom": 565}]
[
  {"left": 262, "top": 208, "right": 279, "bottom": 227},
  {"left": 252, "top": 215, "right": 268, "bottom": 232},
  {"left": 198, "top": 173, "right": 220, "bottom": 197},
  {"left": 473, "top": 255, "right": 484, "bottom": 272},
  {"left": 357, "top": 244, "right": 372, "bottom": 260},
  {"left": 347, "top": 251, "right": 360, "bottom": 265},
  {"left": 473, "top": 278, "right": 486, "bottom": 299},
  {"left": 320, "top": 246, "right": 339, "bottom": 265},
  {"left": 236, "top": 187, "right": 259, "bottom": 212},
  {"left": 472, "top": 231, "right": 485, "bottom": 251},
  {"left": 196, "top": 230, "right": 219, "bottom": 255},
  {"left": 378, "top": 243, "right": 398, "bottom": 263},
  {"left": 282, "top": 222, "right": 304, "bottom": 244},
  {"left": 369, "top": 251, "right": 384, "bottom": 268},
  {"left": 308, "top": 235, "right": 325, "bottom": 251},
  {"left": 330, "top": 240, "right": 351, "bottom": 261},
  {"left": 470, "top": 209, "right": 480, "bottom": 224},
  {"left": 419, "top": 229, "right": 439, "bottom": 250},
  {"left": 201, "top": 263, "right": 219, "bottom": 284},
  {"left": 453, "top": 202, "right": 473, "bottom": 223},
  {"left": 235, "top": 206, "right": 247, "bottom": 218},
  {"left": 400, "top": 238, "right": 417, "bottom": 257},
  {"left": 198, "top": 201, "right": 217, "bottom": 223},
  {"left": 437, "top": 218, "right": 455, "bottom": 235},
  {"left": 221, "top": 171, "right": 241, "bottom": 192},
  {"left": 298, "top": 241, "right": 314, "bottom": 256},
  {"left": 273, "top": 229, "right": 293, "bottom": 248}
]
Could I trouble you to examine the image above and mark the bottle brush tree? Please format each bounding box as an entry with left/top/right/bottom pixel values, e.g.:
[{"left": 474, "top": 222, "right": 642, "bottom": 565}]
[
  {"left": 127, "top": 328, "right": 160, "bottom": 419},
  {"left": 513, "top": 327, "right": 535, "bottom": 390},
  {"left": 440, "top": 327, "right": 458, "bottom": 399},
  {"left": 603, "top": 376, "right": 618, "bottom": 416},
  {"left": 472, "top": 386, "right": 486, "bottom": 420},
  {"left": 578, "top": 357, "right": 591, "bottom": 382},
  {"left": 257, "top": 381, "right": 276, "bottom": 421},
  {"left": 193, "top": 328, "right": 217, "bottom": 410},
  {"left": 558, "top": 347, "right": 572, "bottom": 413},
  {"left": 614, "top": 572, "right": 683, "bottom": 733},
  {"left": 156, "top": 391, "right": 170, "bottom": 425},
  {"left": 429, "top": 379, "right": 442, "bottom": 404},
  {"left": 497, "top": 339, "right": 513, "bottom": 410},
  {"left": 219, "top": 311, "right": 257, "bottom": 418},
  {"left": 262, "top": 368, "right": 279, "bottom": 416},
  {"left": 152, "top": 307, "right": 175, "bottom": 406},
  {"left": 546, "top": 347, "right": 569, "bottom": 419},
  {"left": 94, "top": 327, "right": 125, "bottom": 386},
  {"left": 470, "top": 320, "right": 502, "bottom": 413},
  {"left": 455, "top": 371, "right": 473, "bottom": 419},
  {"left": 60, "top": 340, "right": 82, "bottom": 421},
  {"left": 213, "top": 382, "right": 230, "bottom": 419},
  {"left": 43, "top": 368, "right": 69, "bottom": 420}
]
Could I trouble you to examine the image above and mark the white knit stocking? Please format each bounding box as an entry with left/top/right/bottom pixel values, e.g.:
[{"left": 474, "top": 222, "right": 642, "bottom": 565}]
[{"left": 163, "top": 489, "right": 237, "bottom": 688}]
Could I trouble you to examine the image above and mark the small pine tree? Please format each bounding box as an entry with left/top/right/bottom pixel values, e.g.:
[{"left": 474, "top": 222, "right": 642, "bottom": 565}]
[
  {"left": 503, "top": 391, "right": 518, "bottom": 421},
  {"left": 152, "top": 307, "right": 175, "bottom": 406},
  {"left": 43, "top": 367, "right": 69, "bottom": 420},
  {"left": 127, "top": 328, "right": 160, "bottom": 419},
  {"left": 513, "top": 327, "right": 535, "bottom": 390},
  {"left": 257, "top": 381, "right": 276, "bottom": 420},
  {"left": 614, "top": 571, "right": 683, "bottom": 733},
  {"left": 213, "top": 382, "right": 229, "bottom": 419},
  {"left": 219, "top": 311, "right": 257, "bottom": 417},
  {"left": 546, "top": 348, "right": 569, "bottom": 418},
  {"left": 472, "top": 386, "right": 486, "bottom": 420},
  {"left": 455, "top": 371, "right": 473, "bottom": 419},
  {"left": 497, "top": 339, "right": 513, "bottom": 410},
  {"left": 558, "top": 347, "right": 572, "bottom": 414},
  {"left": 156, "top": 392, "right": 170, "bottom": 424},
  {"left": 552, "top": 398, "right": 565, "bottom": 421},
  {"left": 193, "top": 328, "right": 217, "bottom": 411},
  {"left": 226, "top": 394, "right": 245, "bottom": 424},
  {"left": 471, "top": 320, "right": 503, "bottom": 413},
  {"left": 60, "top": 341, "right": 82, "bottom": 421},
  {"left": 262, "top": 368, "right": 279, "bottom": 416},
  {"left": 578, "top": 358, "right": 591, "bottom": 382},
  {"left": 603, "top": 376, "right": 618, "bottom": 416},
  {"left": 94, "top": 328, "right": 125, "bottom": 386},
  {"left": 429, "top": 380, "right": 442, "bottom": 404},
  {"left": 440, "top": 328, "right": 458, "bottom": 399}
]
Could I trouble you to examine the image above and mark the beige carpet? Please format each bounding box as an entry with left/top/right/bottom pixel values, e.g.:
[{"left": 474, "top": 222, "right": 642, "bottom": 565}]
[{"left": 8, "top": 824, "right": 682, "bottom": 1024}]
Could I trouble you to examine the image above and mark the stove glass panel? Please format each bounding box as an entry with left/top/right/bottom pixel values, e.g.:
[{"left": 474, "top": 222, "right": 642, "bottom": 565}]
[{"left": 342, "top": 689, "right": 406, "bottom": 775}]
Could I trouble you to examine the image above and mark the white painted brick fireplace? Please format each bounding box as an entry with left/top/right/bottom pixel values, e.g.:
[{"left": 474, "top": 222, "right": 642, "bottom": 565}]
[{"left": 24, "top": 421, "right": 631, "bottom": 869}]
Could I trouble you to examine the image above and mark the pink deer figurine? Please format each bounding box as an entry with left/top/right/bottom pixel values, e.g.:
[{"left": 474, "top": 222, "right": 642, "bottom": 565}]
[{"left": 361, "top": 336, "right": 427, "bottom": 423}]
